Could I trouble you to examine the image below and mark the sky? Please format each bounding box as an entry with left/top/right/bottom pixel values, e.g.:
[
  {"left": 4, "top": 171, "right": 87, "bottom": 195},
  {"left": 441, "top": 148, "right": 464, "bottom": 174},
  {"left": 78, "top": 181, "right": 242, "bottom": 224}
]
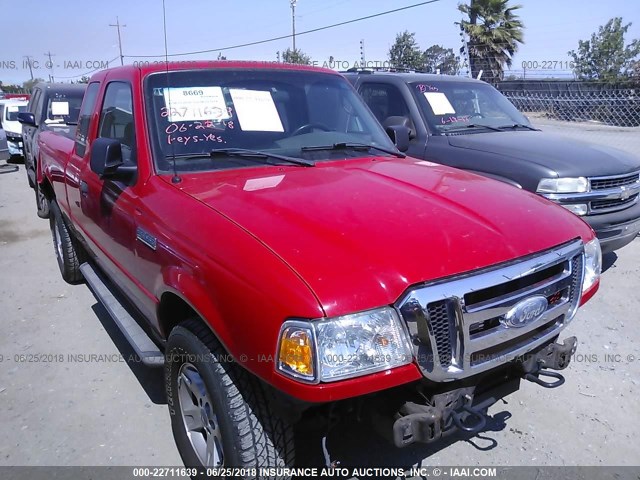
[{"left": 0, "top": 0, "right": 638, "bottom": 85}]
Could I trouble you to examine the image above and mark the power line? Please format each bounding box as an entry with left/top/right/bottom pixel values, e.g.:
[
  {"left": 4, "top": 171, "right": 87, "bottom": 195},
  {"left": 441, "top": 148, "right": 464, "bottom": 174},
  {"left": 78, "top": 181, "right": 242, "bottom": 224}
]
[{"left": 124, "top": 0, "right": 443, "bottom": 58}]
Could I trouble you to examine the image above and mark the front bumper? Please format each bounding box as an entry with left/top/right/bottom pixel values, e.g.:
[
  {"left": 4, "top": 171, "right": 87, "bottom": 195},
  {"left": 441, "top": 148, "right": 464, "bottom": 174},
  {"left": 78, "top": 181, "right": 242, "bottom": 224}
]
[
  {"left": 382, "top": 337, "right": 577, "bottom": 447},
  {"left": 7, "top": 137, "right": 23, "bottom": 157},
  {"left": 592, "top": 217, "right": 640, "bottom": 253}
]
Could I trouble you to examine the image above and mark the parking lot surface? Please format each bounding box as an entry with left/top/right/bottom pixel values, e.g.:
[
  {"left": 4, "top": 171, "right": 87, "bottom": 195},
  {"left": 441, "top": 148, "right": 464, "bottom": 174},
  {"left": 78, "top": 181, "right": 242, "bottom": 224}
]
[{"left": 0, "top": 157, "right": 639, "bottom": 469}]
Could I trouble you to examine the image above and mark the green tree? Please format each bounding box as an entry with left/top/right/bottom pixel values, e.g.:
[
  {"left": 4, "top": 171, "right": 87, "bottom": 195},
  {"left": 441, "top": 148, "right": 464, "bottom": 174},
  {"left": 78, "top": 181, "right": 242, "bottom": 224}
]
[
  {"left": 23, "top": 78, "right": 45, "bottom": 92},
  {"left": 282, "top": 48, "right": 311, "bottom": 65},
  {"left": 388, "top": 31, "right": 424, "bottom": 71},
  {"left": 458, "top": 0, "right": 524, "bottom": 83},
  {"left": 568, "top": 17, "right": 640, "bottom": 81},
  {"left": 0, "top": 82, "right": 23, "bottom": 93},
  {"left": 423, "top": 45, "right": 460, "bottom": 75}
]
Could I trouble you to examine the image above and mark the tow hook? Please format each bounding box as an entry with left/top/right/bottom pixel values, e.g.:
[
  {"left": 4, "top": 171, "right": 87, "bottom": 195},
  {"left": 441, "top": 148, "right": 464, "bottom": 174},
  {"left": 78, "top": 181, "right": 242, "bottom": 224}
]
[
  {"left": 520, "top": 337, "right": 577, "bottom": 389},
  {"left": 390, "top": 387, "right": 489, "bottom": 447},
  {"left": 451, "top": 404, "right": 487, "bottom": 432}
]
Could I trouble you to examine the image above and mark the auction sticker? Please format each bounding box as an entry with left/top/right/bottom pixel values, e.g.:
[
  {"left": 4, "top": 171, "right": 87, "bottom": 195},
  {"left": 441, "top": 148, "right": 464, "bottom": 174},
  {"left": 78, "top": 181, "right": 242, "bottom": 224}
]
[{"left": 162, "top": 86, "right": 230, "bottom": 122}]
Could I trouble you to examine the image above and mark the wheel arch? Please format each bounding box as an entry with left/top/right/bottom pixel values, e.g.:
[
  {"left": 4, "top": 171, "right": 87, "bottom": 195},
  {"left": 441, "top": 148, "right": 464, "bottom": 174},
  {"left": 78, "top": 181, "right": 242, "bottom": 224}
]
[{"left": 156, "top": 272, "right": 235, "bottom": 360}]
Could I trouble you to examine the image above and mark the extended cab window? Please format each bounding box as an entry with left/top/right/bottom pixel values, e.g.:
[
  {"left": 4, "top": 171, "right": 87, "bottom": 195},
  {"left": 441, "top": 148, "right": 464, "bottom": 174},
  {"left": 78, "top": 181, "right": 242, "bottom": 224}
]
[
  {"left": 98, "top": 82, "right": 136, "bottom": 164},
  {"left": 75, "top": 83, "right": 100, "bottom": 157}
]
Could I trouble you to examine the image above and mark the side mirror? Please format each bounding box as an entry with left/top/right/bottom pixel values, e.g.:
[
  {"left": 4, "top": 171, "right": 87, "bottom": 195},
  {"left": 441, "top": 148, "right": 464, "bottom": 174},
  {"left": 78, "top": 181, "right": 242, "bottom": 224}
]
[
  {"left": 90, "top": 137, "right": 124, "bottom": 177},
  {"left": 383, "top": 116, "right": 416, "bottom": 139},
  {"left": 17, "top": 112, "right": 36, "bottom": 127},
  {"left": 385, "top": 125, "right": 411, "bottom": 153}
]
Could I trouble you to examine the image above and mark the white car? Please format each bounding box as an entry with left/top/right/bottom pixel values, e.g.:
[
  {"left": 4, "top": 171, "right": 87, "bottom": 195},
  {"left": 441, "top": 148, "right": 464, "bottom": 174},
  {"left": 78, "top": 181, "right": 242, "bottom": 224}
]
[
  {"left": 0, "top": 128, "right": 8, "bottom": 162},
  {"left": 0, "top": 99, "right": 28, "bottom": 157}
]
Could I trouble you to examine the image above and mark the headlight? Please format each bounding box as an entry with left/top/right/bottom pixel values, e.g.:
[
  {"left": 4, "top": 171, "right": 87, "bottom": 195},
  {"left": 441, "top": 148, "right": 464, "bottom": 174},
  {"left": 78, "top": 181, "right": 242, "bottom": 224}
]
[
  {"left": 537, "top": 177, "right": 588, "bottom": 193},
  {"left": 277, "top": 307, "right": 413, "bottom": 383},
  {"left": 583, "top": 238, "right": 602, "bottom": 293}
]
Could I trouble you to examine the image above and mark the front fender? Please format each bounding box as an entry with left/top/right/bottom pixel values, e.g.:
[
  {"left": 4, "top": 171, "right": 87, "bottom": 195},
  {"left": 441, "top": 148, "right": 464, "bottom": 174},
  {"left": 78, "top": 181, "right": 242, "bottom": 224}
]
[{"left": 159, "top": 266, "right": 234, "bottom": 354}]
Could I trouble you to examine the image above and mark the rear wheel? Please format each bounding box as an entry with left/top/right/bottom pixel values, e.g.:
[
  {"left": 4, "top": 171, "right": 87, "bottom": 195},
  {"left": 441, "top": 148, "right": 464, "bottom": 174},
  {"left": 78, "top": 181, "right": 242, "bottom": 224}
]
[
  {"left": 165, "top": 319, "right": 295, "bottom": 477},
  {"left": 49, "top": 200, "right": 83, "bottom": 284},
  {"left": 35, "top": 181, "right": 50, "bottom": 218}
]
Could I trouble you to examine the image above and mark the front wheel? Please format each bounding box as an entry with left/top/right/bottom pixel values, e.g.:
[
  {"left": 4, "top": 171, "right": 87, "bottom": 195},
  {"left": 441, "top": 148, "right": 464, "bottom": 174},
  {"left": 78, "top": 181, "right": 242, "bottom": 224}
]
[{"left": 165, "top": 320, "right": 295, "bottom": 477}]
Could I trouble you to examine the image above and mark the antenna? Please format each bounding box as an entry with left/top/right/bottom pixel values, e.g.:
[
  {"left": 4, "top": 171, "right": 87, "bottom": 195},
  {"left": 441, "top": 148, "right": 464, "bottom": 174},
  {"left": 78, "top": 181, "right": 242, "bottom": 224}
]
[{"left": 162, "top": 0, "right": 181, "bottom": 184}]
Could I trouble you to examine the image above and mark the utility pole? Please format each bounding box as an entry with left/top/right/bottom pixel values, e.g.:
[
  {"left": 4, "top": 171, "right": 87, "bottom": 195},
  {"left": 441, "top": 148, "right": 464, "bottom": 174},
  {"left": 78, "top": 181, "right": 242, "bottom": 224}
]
[
  {"left": 290, "top": 0, "right": 297, "bottom": 51},
  {"left": 44, "top": 51, "right": 55, "bottom": 82},
  {"left": 359, "top": 39, "right": 366, "bottom": 67},
  {"left": 23, "top": 56, "right": 34, "bottom": 80},
  {"left": 109, "top": 16, "right": 126, "bottom": 66}
]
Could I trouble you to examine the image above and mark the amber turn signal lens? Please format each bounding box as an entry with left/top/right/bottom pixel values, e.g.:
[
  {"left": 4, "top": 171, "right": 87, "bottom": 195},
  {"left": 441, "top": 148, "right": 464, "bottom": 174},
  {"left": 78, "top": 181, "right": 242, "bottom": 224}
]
[{"left": 278, "top": 327, "right": 314, "bottom": 380}]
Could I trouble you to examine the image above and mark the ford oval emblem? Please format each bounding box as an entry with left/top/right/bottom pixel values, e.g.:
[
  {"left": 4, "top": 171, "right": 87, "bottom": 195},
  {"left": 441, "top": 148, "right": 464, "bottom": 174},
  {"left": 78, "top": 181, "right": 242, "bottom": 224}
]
[{"left": 502, "top": 295, "right": 548, "bottom": 328}]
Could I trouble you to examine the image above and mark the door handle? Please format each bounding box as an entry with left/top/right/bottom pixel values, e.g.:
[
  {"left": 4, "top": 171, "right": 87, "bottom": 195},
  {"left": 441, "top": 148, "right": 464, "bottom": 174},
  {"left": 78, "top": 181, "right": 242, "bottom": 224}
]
[{"left": 80, "top": 181, "right": 89, "bottom": 196}]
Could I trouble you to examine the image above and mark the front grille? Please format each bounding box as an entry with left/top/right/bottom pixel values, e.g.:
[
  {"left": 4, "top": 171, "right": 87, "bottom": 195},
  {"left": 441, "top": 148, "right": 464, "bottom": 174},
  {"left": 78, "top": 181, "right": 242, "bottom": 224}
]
[
  {"left": 591, "top": 194, "right": 639, "bottom": 211},
  {"left": 470, "top": 317, "right": 561, "bottom": 366},
  {"left": 426, "top": 301, "right": 453, "bottom": 367},
  {"left": 398, "top": 239, "right": 584, "bottom": 381},
  {"left": 590, "top": 173, "right": 639, "bottom": 190},
  {"left": 568, "top": 255, "right": 583, "bottom": 307}
]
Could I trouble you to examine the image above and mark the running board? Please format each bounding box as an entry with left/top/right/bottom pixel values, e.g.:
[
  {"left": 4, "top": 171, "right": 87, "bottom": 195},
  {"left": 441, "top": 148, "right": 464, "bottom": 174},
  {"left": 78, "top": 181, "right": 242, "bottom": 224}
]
[{"left": 80, "top": 263, "right": 164, "bottom": 367}]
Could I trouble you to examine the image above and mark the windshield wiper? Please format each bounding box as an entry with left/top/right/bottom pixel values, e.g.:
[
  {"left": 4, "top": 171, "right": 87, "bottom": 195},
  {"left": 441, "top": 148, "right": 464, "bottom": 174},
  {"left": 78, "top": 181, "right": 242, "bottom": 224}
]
[
  {"left": 167, "top": 148, "right": 314, "bottom": 167},
  {"left": 445, "top": 124, "right": 503, "bottom": 133},
  {"left": 300, "top": 142, "right": 405, "bottom": 158},
  {"left": 496, "top": 123, "right": 541, "bottom": 131}
]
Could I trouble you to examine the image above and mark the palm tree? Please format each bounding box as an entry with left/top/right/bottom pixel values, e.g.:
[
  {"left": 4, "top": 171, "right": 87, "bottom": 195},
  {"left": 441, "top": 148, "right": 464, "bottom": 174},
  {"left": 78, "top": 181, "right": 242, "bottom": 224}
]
[{"left": 458, "top": 0, "right": 524, "bottom": 84}]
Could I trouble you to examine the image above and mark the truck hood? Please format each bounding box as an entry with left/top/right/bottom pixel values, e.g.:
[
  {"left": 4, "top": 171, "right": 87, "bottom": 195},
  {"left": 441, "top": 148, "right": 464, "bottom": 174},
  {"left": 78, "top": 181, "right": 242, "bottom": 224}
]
[
  {"left": 176, "top": 157, "right": 594, "bottom": 316},
  {"left": 447, "top": 131, "right": 640, "bottom": 177}
]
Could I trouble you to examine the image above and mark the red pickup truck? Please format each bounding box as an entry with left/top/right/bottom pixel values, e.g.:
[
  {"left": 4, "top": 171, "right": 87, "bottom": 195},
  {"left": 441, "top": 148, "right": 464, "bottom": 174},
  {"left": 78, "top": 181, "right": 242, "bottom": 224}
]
[{"left": 36, "top": 61, "right": 601, "bottom": 473}]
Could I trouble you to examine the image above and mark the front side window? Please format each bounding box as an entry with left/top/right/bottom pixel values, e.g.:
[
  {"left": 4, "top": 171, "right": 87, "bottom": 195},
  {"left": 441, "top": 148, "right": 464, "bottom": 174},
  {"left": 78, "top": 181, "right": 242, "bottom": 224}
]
[
  {"left": 359, "top": 83, "right": 411, "bottom": 124},
  {"left": 145, "top": 69, "right": 396, "bottom": 173},
  {"left": 410, "top": 81, "right": 530, "bottom": 134},
  {"left": 98, "top": 82, "right": 136, "bottom": 164}
]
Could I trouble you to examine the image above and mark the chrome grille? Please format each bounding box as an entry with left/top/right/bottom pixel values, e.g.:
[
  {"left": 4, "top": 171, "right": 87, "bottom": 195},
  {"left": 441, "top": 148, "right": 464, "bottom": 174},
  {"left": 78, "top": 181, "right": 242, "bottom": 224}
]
[
  {"left": 397, "top": 239, "right": 585, "bottom": 381},
  {"left": 591, "top": 194, "right": 639, "bottom": 211},
  {"left": 590, "top": 173, "right": 639, "bottom": 190},
  {"left": 426, "top": 301, "right": 453, "bottom": 368},
  {"left": 541, "top": 171, "right": 640, "bottom": 215}
]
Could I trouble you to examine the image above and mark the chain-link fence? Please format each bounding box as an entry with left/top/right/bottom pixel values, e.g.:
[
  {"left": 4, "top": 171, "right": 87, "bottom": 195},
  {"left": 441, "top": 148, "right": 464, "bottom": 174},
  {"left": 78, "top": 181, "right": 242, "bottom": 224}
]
[
  {"left": 503, "top": 90, "right": 640, "bottom": 127},
  {"left": 496, "top": 84, "right": 640, "bottom": 155}
]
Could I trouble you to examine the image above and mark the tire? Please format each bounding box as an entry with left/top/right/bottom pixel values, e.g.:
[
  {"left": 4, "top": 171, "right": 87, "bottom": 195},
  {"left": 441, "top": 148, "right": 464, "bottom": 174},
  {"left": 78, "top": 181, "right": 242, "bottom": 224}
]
[
  {"left": 35, "top": 181, "right": 50, "bottom": 218},
  {"left": 165, "top": 319, "right": 295, "bottom": 477},
  {"left": 26, "top": 163, "right": 35, "bottom": 188},
  {"left": 49, "top": 200, "right": 83, "bottom": 284}
]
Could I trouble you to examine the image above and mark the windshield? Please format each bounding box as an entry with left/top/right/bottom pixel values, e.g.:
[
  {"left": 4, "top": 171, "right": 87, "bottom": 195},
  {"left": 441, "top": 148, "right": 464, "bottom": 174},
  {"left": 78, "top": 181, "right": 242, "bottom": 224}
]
[
  {"left": 45, "top": 93, "right": 84, "bottom": 124},
  {"left": 410, "top": 81, "right": 530, "bottom": 134},
  {"left": 6, "top": 104, "right": 27, "bottom": 121},
  {"left": 146, "top": 69, "right": 396, "bottom": 173}
]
